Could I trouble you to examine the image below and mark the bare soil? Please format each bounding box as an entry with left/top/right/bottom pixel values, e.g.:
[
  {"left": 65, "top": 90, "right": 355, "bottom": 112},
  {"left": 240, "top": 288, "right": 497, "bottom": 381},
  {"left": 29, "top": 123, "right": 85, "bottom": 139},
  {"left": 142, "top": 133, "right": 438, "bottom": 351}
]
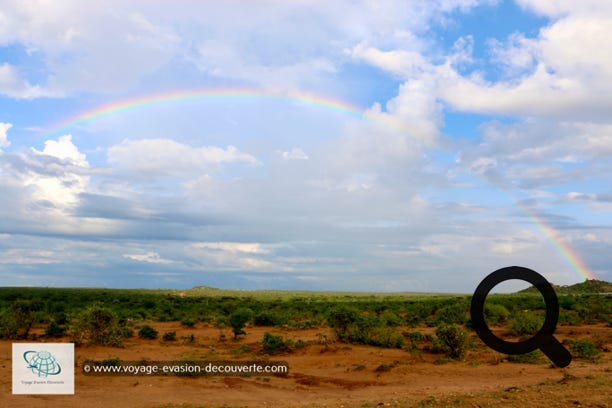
[{"left": 1, "top": 323, "right": 610, "bottom": 407}]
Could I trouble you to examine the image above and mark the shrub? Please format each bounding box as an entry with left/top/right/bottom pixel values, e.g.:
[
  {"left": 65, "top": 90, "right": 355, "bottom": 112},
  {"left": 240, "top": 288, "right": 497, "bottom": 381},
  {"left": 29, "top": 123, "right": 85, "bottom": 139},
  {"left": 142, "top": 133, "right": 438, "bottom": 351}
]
[
  {"left": 506, "top": 350, "right": 543, "bottom": 364},
  {"left": 138, "top": 325, "right": 158, "bottom": 340},
  {"left": 404, "top": 330, "right": 427, "bottom": 350},
  {"left": 121, "top": 326, "right": 134, "bottom": 338},
  {"left": 162, "top": 331, "right": 177, "bottom": 341},
  {"left": 262, "top": 332, "right": 292, "bottom": 355},
  {"left": 253, "top": 311, "right": 287, "bottom": 326},
  {"left": 510, "top": 313, "right": 543, "bottom": 338},
  {"left": 45, "top": 320, "right": 66, "bottom": 337},
  {"left": 567, "top": 339, "right": 602, "bottom": 362},
  {"left": 381, "top": 311, "right": 403, "bottom": 327},
  {"left": 180, "top": 318, "right": 196, "bottom": 328},
  {"left": 435, "top": 303, "right": 467, "bottom": 325},
  {"left": 229, "top": 308, "right": 253, "bottom": 339},
  {"left": 484, "top": 303, "right": 510, "bottom": 326},
  {"left": 327, "top": 306, "right": 403, "bottom": 348},
  {"left": 435, "top": 324, "right": 468, "bottom": 359},
  {"left": 367, "top": 328, "right": 404, "bottom": 348},
  {"left": 294, "top": 339, "right": 309, "bottom": 349},
  {"left": 327, "top": 306, "right": 360, "bottom": 341},
  {"left": 0, "top": 300, "right": 42, "bottom": 339},
  {"left": 70, "top": 305, "right": 124, "bottom": 346}
]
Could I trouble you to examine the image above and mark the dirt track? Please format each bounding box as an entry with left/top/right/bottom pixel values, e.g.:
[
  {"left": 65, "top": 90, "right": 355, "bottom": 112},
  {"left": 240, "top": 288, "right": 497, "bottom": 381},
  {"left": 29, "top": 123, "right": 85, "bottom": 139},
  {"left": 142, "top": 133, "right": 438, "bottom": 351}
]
[{"left": 1, "top": 323, "right": 610, "bottom": 407}]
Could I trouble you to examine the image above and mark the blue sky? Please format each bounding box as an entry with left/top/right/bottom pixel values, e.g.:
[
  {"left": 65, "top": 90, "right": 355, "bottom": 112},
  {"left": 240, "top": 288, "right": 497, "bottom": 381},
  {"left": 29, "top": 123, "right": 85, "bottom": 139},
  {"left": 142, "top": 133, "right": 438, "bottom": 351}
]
[{"left": 1, "top": 0, "right": 611, "bottom": 292}]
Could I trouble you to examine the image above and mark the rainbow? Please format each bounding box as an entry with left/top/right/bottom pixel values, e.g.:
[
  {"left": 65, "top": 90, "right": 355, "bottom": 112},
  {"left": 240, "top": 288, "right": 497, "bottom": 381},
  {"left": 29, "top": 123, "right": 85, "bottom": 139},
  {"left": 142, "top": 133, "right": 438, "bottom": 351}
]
[
  {"left": 515, "top": 202, "right": 597, "bottom": 281},
  {"left": 44, "top": 87, "right": 436, "bottom": 147},
  {"left": 41, "top": 87, "right": 597, "bottom": 282}
]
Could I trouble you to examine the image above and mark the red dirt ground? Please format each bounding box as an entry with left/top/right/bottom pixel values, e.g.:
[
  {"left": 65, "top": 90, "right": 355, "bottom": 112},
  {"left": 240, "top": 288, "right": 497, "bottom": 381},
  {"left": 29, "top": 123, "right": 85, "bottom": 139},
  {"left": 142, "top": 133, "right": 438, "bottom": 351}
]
[{"left": 1, "top": 323, "right": 610, "bottom": 407}]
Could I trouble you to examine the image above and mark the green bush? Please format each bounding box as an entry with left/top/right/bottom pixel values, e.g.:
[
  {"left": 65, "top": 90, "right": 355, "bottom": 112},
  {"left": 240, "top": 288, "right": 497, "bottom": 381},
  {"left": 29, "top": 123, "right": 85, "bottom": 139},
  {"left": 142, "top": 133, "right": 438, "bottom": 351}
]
[
  {"left": 506, "top": 350, "right": 543, "bottom": 364},
  {"left": 484, "top": 303, "right": 510, "bottom": 326},
  {"left": 510, "top": 312, "right": 543, "bottom": 338},
  {"left": 180, "top": 318, "right": 196, "bottom": 328},
  {"left": 435, "top": 324, "right": 468, "bottom": 359},
  {"left": 70, "top": 305, "right": 124, "bottom": 346},
  {"left": 253, "top": 311, "right": 288, "bottom": 326},
  {"left": 327, "top": 306, "right": 403, "bottom": 348},
  {"left": 435, "top": 303, "right": 467, "bottom": 325},
  {"left": 0, "top": 300, "right": 42, "bottom": 339},
  {"left": 262, "top": 332, "right": 292, "bottom": 355},
  {"left": 381, "top": 310, "right": 403, "bottom": 327},
  {"left": 367, "top": 328, "right": 404, "bottom": 348},
  {"left": 138, "top": 325, "right": 158, "bottom": 340},
  {"left": 567, "top": 339, "right": 602, "bottom": 362},
  {"left": 162, "top": 331, "right": 177, "bottom": 341},
  {"left": 327, "top": 306, "right": 360, "bottom": 341},
  {"left": 45, "top": 320, "right": 66, "bottom": 337}
]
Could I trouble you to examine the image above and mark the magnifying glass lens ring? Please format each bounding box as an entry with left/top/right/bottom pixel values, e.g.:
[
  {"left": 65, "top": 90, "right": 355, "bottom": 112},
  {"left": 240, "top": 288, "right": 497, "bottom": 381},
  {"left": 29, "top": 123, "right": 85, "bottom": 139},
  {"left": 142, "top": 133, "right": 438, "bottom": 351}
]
[{"left": 471, "top": 266, "right": 560, "bottom": 355}]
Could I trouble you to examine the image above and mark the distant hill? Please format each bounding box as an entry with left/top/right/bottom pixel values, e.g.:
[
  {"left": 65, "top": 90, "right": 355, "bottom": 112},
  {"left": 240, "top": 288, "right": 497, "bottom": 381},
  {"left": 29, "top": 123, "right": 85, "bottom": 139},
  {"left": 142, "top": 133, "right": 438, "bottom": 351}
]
[{"left": 518, "top": 279, "right": 612, "bottom": 295}]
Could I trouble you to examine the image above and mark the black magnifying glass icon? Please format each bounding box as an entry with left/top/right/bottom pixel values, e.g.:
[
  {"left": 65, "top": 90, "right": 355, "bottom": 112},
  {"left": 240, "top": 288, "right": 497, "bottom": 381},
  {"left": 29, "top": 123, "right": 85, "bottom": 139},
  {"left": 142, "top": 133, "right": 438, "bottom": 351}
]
[{"left": 470, "top": 266, "right": 572, "bottom": 368}]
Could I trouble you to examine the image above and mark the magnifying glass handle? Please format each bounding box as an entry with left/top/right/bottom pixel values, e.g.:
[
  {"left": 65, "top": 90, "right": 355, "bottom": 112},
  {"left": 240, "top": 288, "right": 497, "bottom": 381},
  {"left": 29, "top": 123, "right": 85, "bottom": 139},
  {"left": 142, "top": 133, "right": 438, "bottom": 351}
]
[{"left": 540, "top": 337, "right": 572, "bottom": 368}]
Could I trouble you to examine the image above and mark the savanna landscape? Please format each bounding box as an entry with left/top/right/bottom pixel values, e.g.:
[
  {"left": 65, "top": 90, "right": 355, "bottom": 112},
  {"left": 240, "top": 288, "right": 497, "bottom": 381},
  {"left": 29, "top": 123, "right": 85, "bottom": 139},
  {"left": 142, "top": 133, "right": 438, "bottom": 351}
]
[{"left": 1, "top": 280, "right": 610, "bottom": 407}]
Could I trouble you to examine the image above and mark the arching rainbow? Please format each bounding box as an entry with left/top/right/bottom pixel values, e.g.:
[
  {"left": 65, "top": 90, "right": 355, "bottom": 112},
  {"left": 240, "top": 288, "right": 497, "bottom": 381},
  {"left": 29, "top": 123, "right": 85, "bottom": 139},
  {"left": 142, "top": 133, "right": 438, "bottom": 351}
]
[
  {"left": 43, "top": 87, "right": 436, "bottom": 147},
  {"left": 40, "top": 87, "right": 597, "bottom": 282},
  {"left": 515, "top": 202, "right": 597, "bottom": 281}
]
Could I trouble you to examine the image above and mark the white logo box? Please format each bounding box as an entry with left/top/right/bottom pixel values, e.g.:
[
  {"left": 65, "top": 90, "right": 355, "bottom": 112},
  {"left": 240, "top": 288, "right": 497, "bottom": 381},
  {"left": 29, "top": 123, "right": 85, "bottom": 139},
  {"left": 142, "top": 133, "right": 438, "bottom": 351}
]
[{"left": 12, "top": 343, "right": 75, "bottom": 395}]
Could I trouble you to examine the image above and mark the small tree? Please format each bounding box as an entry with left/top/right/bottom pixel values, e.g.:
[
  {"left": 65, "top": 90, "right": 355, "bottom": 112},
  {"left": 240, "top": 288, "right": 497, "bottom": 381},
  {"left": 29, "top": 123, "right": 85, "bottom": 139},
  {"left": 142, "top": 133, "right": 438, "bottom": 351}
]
[
  {"left": 0, "top": 300, "right": 42, "bottom": 339},
  {"left": 327, "top": 306, "right": 360, "bottom": 341},
  {"left": 229, "top": 308, "right": 253, "bottom": 339},
  {"left": 70, "top": 305, "right": 123, "bottom": 346}
]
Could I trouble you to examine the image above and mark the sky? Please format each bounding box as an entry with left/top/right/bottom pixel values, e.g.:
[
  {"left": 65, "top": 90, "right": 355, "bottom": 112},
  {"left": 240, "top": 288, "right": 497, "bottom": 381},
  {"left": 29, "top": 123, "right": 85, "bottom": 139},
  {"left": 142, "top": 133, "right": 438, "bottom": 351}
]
[{"left": 1, "top": 0, "right": 611, "bottom": 292}]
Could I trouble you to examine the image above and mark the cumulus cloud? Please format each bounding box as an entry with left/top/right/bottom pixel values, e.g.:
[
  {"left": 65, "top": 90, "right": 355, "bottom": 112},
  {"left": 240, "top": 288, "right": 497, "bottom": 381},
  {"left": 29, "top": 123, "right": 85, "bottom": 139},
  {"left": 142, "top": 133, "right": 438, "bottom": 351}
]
[
  {"left": 0, "top": 134, "right": 121, "bottom": 237},
  {"left": 25, "top": 135, "right": 89, "bottom": 207}
]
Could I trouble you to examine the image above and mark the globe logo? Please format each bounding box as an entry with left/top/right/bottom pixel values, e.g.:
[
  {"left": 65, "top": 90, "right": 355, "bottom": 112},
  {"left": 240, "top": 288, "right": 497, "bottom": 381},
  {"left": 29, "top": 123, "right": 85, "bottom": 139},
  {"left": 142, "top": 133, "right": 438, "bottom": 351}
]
[{"left": 23, "top": 350, "right": 62, "bottom": 377}]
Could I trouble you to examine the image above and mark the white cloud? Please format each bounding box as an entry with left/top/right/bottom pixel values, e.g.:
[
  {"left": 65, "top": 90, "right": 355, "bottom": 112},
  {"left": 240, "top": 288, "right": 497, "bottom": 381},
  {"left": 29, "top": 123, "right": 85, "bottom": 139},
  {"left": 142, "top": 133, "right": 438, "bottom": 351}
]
[
  {"left": 0, "top": 63, "right": 52, "bottom": 98},
  {"left": 123, "top": 251, "right": 172, "bottom": 264},
  {"left": 0, "top": 249, "right": 57, "bottom": 265},
  {"left": 515, "top": 0, "right": 612, "bottom": 17},
  {"left": 107, "top": 139, "right": 258, "bottom": 176},
  {"left": 187, "top": 242, "right": 275, "bottom": 271},
  {"left": 441, "top": 12, "right": 612, "bottom": 119},
  {"left": 0, "top": 134, "right": 121, "bottom": 237},
  {"left": 191, "top": 242, "right": 270, "bottom": 255},
  {"left": 37, "top": 134, "right": 88, "bottom": 166},
  {"left": 347, "top": 42, "right": 430, "bottom": 79},
  {"left": 0, "top": 0, "right": 493, "bottom": 96},
  {"left": 0, "top": 1, "right": 179, "bottom": 95},
  {"left": 279, "top": 147, "right": 309, "bottom": 160},
  {"left": 23, "top": 135, "right": 90, "bottom": 207},
  {"left": 0, "top": 122, "right": 11, "bottom": 149}
]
